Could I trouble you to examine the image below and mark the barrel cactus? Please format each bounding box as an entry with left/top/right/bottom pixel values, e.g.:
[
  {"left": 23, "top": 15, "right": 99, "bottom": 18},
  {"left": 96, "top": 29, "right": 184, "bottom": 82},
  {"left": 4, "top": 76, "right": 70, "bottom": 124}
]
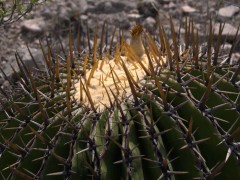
[{"left": 0, "top": 17, "right": 239, "bottom": 180}]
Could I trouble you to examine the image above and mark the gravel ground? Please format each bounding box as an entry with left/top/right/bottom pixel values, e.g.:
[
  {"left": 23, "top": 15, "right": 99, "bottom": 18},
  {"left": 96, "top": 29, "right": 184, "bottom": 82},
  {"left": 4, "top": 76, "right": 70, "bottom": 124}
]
[{"left": 0, "top": 0, "right": 239, "bottom": 89}]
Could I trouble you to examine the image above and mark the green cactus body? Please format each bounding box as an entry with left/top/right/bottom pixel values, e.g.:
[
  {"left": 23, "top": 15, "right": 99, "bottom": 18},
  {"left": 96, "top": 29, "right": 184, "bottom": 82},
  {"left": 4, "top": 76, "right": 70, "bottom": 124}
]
[{"left": 0, "top": 19, "right": 240, "bottom": 180}]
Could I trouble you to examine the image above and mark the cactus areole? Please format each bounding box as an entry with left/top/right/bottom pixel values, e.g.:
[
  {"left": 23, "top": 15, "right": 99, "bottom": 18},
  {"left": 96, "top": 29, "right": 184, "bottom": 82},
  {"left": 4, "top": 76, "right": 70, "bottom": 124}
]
[{"left": 0, "top": 19, "right": 240, "bottom": 180}]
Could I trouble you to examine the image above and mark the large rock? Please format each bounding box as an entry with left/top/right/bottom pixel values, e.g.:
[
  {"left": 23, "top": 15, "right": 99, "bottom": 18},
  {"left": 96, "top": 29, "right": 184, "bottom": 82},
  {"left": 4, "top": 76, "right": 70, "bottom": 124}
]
[
  {"left": 181, "top": 4, "right": 197, "bottom": 14},
  {"left": 0, "top": 45, "right": 43, "bottom": 88},
  {"left": 218, "top": 5, "right": 239, "bottom": 18},
  {"left": 214, "top": 23, "right": 239, "bottom": 42},
  {"left": 21, "top": 18, "right": 46, "bottom": 33},
  {"left": 17, "top": 46, "right": 44, "bottom": 70}
]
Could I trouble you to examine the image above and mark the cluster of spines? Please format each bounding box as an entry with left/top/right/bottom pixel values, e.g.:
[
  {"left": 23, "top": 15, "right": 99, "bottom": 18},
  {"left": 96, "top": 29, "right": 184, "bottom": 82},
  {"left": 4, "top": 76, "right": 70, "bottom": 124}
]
[
  {"left": 130, "top": 24, "right": 144, "bottom": 37},
  {"left": 0, "top": 16, "right": 239, "bottom": 180}
]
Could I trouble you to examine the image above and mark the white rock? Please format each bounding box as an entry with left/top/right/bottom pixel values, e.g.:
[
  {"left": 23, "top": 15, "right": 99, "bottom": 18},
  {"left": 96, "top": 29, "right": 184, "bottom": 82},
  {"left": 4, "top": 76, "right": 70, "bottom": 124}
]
[
  {"left": 181, "top": 5, "right": 197, "bottom": 14},
  {"left": 214, "top": 23, "right": 238, "bottom": 39},
  {"left": 218, "top": 5, "right": 239, "bottom": 18},
  {"left": 221, "top": 43, "right": 232, "bottom": 53},
  {"left": 128, "top": 13, "right": 141, "bottom": 20},
  {"left": 21, "top": 18, "right": 45, "bottom": 33},
  {"left": 80, "top": 15, "right": 88, "bottom": 21},
  {"left": 231, "top": 53, "right": 240, "bottom": 65}
]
